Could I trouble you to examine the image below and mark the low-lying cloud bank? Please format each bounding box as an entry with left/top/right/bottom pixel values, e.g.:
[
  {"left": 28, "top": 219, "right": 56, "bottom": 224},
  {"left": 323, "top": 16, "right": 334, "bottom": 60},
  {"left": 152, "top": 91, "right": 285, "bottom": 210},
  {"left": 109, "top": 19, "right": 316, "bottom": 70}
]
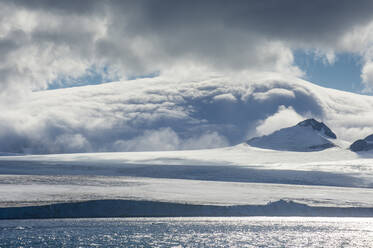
[{"left": 1, "top": 73, "right": 373, "bottom": 154}]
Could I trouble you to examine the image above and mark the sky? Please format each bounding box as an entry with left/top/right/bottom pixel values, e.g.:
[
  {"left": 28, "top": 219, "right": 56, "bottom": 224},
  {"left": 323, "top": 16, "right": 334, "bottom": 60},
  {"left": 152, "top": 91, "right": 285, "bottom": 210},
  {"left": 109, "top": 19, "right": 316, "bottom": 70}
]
[
  {"left": 2, "top": 1, "right": 373, "bottom": 154},
  {"left": 294, "top": 52, "right": 364, "bottom": 93}
]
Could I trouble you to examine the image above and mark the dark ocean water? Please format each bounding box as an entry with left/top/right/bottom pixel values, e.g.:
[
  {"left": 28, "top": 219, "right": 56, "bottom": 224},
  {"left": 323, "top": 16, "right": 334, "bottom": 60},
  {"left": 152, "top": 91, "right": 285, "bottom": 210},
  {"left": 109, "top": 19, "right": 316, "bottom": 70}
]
[{"left": 1, "top": 217, "right": 372, "bottom": 247}]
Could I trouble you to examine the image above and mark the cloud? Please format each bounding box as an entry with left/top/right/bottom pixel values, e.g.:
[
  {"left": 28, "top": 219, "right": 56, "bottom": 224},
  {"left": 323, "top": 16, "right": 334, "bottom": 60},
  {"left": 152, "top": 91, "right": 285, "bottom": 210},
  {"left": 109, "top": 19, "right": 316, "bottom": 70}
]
[
  {"left": 213, "top": 93, "right": 237, "bottom": 103},
  {"left": 253, "top": 88, "right": 295, "bottom": 102},
  {"left": 2, "top": 0, "right": 373, "bottom": 96},
  {"left": 113, "top": 128, "right": 228, "bottom": 152},
  {"left": 255, "top": 106, "right": 305, "bottom": 136},
  {"left": 113, "top": 128, "right": 181, "bottom": 152},
  {"left": 361, "top": 61, "right": 373, "bottom": 91},
  {"left": 0, "top": 73, "right": 372, "bottom": 154},
  {"left": 1, "top": 1, "right": 373, "bottom": 153}
]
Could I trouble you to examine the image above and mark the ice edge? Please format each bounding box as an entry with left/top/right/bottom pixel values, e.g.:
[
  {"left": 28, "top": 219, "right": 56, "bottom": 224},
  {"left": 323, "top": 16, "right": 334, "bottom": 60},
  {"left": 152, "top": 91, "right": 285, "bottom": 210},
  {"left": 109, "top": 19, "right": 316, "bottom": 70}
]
[{"left": 1, "top": 199, "right": 373, "bottom": 219}]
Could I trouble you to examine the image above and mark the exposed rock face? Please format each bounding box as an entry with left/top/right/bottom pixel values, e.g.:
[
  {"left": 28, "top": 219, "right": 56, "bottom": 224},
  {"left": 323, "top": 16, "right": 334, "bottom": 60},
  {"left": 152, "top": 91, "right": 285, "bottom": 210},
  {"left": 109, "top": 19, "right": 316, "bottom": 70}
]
[
  {"left": 350, "top": 135, "right": 373, "bottom": 152},
  {"left": 297, "top": 118, "right": 337, "bottom": 139},
  {"left": 365, "top": 134, "right": 373, "bottom": 142},
  {"left": 247, "top": 118, "right": 337, "bottom": 152}
]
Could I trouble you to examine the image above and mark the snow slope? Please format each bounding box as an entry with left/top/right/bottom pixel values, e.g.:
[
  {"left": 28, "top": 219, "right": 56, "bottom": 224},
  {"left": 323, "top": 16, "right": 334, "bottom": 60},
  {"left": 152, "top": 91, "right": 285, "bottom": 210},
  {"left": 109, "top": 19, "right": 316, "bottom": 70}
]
[
  {"left": 1, "top": 144, "right": 373, "bottom": 217},
  {"left": 247, "top": 119, "right": 337, "bottom": 151}
]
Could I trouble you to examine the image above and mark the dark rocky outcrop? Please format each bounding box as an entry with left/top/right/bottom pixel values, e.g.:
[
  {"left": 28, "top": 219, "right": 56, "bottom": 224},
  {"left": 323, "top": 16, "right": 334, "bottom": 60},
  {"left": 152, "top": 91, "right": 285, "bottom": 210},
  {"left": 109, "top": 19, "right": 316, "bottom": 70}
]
[
  {"left": 365, "top": 134, "right": 373, "bottom": 142},
  {"left": 297, "top": 118, "right": 337, "bottom": 139},
  {"left": 1, "top": 199, "right": 373, "bottom": 219},
  {"left": 350, "top": 134, "right": 373, "bottom": 152}
]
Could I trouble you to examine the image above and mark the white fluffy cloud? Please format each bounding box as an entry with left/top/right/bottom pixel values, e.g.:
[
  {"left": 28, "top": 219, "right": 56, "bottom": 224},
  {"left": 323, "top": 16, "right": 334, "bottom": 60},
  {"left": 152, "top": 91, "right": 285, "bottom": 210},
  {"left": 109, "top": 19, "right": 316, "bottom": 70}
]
[
  {"left": 255, "top": 106, "right": 305, "bottom": 136},
  {"left": 0, "top": 2, "right": 108, "bottom": 102},
  {"left": 1, "top": 73, "right": 373, "bottom": 154},
  {"left": 361, "top": 61, "right": 373, "bottom": 91}
]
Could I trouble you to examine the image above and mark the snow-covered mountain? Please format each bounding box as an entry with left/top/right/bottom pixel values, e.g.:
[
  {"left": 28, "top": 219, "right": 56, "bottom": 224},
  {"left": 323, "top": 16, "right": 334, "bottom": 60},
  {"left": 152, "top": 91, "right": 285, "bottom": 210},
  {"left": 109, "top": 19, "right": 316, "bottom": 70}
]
[
  {"left": 247, "top": 118, "right": 337, "bottom": 151},
  {"left": 350, "top": 134, "right": 373, "bottom": 152}
]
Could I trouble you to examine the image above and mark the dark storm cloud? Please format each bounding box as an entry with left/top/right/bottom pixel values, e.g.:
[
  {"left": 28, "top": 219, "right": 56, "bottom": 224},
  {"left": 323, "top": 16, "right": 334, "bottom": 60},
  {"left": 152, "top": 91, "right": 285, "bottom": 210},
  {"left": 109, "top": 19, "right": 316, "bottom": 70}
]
[
  {"left": 29, "top": 0, "right": 369, "bottom": 36},
  {"left": 97, "top": 0, "right": 373, "bottom": 71},
  {"left": 121, "top": 0, "right": 373, "bottom": 43},
  {"left": 5, "top": 0, "right": 104, "bottom": 15},
  {"left": 1, "top": 0, "right": 373, "bottom": 94},
  {"left": 7, "top": 0, "right": 373, "bottom": 47}
]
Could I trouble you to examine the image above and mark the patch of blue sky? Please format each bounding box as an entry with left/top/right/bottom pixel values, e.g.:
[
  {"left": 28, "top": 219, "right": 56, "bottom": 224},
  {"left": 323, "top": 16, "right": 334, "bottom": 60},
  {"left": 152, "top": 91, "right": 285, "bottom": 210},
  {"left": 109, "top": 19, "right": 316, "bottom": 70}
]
[
  {"left": 47, "top": 65, "right": 160, "bottom": 91},
  {"left": 47, "top": 66, "right": 118, "bottom": 90},
  {"left": 294, "top": 50, "right": 367, "bottom": 94},
  {"left": 127, "top": 71, "right": 160, "bottom": 81}
]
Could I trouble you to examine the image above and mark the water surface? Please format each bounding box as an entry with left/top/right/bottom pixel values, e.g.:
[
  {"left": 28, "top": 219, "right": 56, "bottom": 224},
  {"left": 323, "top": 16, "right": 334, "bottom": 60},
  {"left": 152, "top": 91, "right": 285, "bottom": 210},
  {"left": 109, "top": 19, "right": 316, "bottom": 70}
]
[{"left": 1, "top": 217, "right": 372, "bottom": 247}]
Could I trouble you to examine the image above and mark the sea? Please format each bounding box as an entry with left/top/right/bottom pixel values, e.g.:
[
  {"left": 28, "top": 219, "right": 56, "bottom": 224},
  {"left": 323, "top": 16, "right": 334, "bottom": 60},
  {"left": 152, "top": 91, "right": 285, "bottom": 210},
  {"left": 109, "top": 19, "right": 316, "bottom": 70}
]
[{"left": 1, "top": 217, "right": 372, "bottom": 247}]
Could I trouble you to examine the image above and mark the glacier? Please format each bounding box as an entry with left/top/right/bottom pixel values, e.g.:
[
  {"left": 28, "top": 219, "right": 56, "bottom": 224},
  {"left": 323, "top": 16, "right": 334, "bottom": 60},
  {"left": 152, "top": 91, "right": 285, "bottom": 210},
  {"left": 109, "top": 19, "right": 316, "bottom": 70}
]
[{"left": 1, "top": 143, "right": 373, "bottom": 218}]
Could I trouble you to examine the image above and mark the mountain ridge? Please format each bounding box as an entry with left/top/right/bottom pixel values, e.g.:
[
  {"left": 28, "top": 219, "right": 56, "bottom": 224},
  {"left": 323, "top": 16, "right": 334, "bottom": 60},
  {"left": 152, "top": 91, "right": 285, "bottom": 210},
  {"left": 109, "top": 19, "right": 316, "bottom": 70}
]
[
  {"left": 247, "top": 118, "right": 337, "bottom": 152},
  {"left": 350, "top": 134, "right": 373, "bottom": 152}
]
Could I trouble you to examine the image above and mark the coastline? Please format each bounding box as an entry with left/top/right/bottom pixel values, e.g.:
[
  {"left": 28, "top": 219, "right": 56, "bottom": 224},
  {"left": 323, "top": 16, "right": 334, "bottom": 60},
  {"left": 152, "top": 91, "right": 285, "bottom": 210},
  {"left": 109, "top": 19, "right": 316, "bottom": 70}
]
[{"left": 2, "top": 199, "right": 373, "bottom": 220}]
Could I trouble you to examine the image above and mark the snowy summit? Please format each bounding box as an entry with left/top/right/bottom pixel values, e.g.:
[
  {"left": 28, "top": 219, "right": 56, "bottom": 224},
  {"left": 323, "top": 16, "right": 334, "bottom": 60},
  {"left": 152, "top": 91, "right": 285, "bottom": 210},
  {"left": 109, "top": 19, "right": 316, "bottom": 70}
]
[{"left": 247, "top": 118, "right": 337, "bottom": 151}]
